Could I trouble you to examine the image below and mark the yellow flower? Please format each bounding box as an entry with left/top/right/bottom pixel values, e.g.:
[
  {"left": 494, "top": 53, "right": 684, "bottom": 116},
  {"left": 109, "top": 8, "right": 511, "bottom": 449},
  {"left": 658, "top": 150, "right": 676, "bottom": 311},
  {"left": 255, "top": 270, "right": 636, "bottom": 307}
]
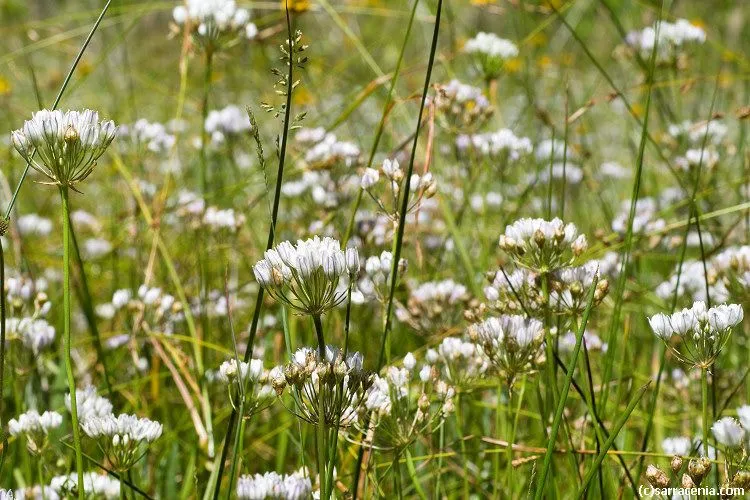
[
  {"left": 0, "top": 76, "right": 11, "bottom": 96},
  {"left": 283, "top": 0, "right": 311, "bottom": 12}
]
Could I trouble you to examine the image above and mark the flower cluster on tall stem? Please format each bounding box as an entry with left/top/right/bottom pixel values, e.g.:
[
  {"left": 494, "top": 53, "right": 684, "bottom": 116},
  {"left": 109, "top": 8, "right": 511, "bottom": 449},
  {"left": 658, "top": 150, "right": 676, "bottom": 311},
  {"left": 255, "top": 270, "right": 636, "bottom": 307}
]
[{"left": 11, "top": 109, "right": 117, "bottom": 499}]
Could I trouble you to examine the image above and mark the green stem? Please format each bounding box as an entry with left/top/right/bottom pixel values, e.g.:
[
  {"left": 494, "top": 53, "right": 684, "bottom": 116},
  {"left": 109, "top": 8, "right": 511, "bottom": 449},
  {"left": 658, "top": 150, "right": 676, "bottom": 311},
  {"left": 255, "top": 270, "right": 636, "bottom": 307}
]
[
  {"left": 61, "top": 186, "right": 85, "bottom": 499},
  {"left": 226, "top": 409, "right": 245, "bottom": 500},
  {"left": 200, "top": 47, "right": 214, "bottom": 195},
  {"left": 0, "top": 233, "right": 6, "bottom": 421},
  {"left": 404, "top": 449, "right": 426, "bottom": 500},
  {"left": 702, "top": 367, "right": 710, "bottom": 457},
  {"left": 534, "top": 274, "right": 599, "bottom": 500}
]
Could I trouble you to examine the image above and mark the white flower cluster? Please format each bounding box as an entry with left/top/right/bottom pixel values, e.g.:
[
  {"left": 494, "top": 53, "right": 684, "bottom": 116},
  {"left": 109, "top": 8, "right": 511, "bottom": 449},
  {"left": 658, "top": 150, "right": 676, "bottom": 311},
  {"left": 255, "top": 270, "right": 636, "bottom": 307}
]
[
  {"left": 456, "top": 128, "right": 533, "bottom": 162},
  {"left": 49, "top": 472, "right": 120, "bottom": 499},
  {"left": 559, "top": 330, "right": 607, "bottom": 353},
  {"left": 626, "top": 19, "right": 706, "bottom": 62},
  {"left": 464, "top": 32, "right": 518, "bottom": 59},
  {"left": 434, "top": 80, "right": 492, "bottom": 131},
  {"left": 216, "top": 358, "right": 277, "bottom": 416},
  {"left": 661, "top": 436, "right": 692, "bottom": 456},
  {"left": 648, "top": 301, "right": 743, "bottom": 367},
  {"left": 499, "top": 218, "right": 587, "bottom": 272},
  {"left": 668, "top": 119, "right": 728, "bottom": 146},
  {"left": 236, "top": 468, "right": 312, "bottom": 500},
  {"left": 711, "top": 417, "right": 745, "bottom": 450},
  {"left": 363, "top": 354, "right": 454, "bottom": 450},
  {"left": 65, "top": 385, "right": 113, "bottom": 421},
  {"left": 81, "top": 413, "right": 163, "bottom": 471},
  {"left": 202, "top": 206, "right": 245, "bottom": 231},
  {"left": 9, "top": 409, "right": 63, "bottom": 453},
  {"left": 11, "top": 109, "right": 116, "bottom": 187},
  {"left": 253, "top": 237, "right": 359, "bottom": 316},
  {"left": 9, "top": 409, "right": 63, "bottom": 436},
  {"left": 535, "top": 138, "right": 576, "bottom": 163},
  {"left": 276, "top": 346, "right": 373, "bottom": 428},
  {"left": 675, "top": 147, "right": 719, "bottom": 171},
  {"left": 303, "top": 132, "right": 360, "bottom": 168},
  {"left": 352, "top": 251, "right": 406, "bottom": 304},
  {"left": 173, "top": 0, "right": 257, "bottom": 42},
  {"left": 205, "top": 104, "right": 252, "bottom": 145},
  {"left": 118, "top": 118, "right": 176, "bottom": 154},
  {"left": 469, "top": 315, "right": 544, "bottom": 386},
  {"left": 425, "top": 337, "right": 489, "bottom": 389},
  {"left": 396, "top": 279, "right": 470, "bottom": 333},
  {"left": 464, "top": 32, "right": 518, "bottom": 80},
  {"left": 611, "top": 197, "right": 666, "bottom": 235},
  {"left": 16, "top": 213, "right": 53, "bottom": 237},
  {"left": 6, "top": 317, "right": 55, "bottom": 354}
]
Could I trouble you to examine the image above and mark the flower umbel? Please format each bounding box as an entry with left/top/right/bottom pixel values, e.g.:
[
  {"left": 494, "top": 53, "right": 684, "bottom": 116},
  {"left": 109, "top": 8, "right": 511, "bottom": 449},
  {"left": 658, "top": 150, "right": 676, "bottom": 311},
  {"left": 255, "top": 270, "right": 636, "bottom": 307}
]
[
  {"left": 253, "top": 236, "right": 359, "bottom": 316},
  {"left": 12, "top": 109, "right": 116, "bottom": 188},
  {"left": 648, "top": 301, "right": 743, "bottom": 368}
]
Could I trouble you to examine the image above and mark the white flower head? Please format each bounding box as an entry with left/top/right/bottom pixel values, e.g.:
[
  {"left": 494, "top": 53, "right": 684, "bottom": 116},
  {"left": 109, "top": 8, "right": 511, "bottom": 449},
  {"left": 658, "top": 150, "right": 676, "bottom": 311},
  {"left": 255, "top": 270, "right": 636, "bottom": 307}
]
[{"left": 12, "top": 109, "right": 116, "bottom": 187}]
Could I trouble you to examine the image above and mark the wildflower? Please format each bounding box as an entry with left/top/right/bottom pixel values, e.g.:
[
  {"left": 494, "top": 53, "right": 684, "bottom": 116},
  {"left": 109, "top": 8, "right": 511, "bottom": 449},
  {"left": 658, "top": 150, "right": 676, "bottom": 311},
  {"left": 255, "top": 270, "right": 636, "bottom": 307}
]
[
  {"left": 215, "top": 359, "right": 277, "bottom": 416},
  {"left": 117, "top": 118, "right": 175, "bottom": 154},
  {"left": 464, "top": 32, "right": 518, "bottom": 80},
  {"left": 81, "top": 413, "right": 163, "bottom": 471},
  {"left": 352, "top": 251, "right": 406, "bottom": 304},
  {"left": 275, "top": 346, "right": 373, "bottom": 428},
  {"left": 65, "top": 385, "right": 113, "bottom": 422},
  {"left": 396, "top": 279, "right": 471, "bottom": 334},
  {"left": 550, "top": 262, "right": 609, "bottom": 314},
  {"left": 8, "top": 409, "right": 63, "bottom": 453},
  {"left": 661, "top": 436, "right": 692, "bottom": 456},
  {"left": 11, "top": 109, "right": 116, "bottom": 187},
  {"left": 16, "top": 213, "right": 53, "bottom": 236},
  {"left": 469, "top": 315, "right": 544, "bottom": 387},
  {"left": 252, "top": 236, "right": 359, "bottom": 316},
  {"left": 50, "top": 472, "right": 120, "bottom": 499},
  {"left": 456, "top": 128, "right": 532, "bottom": 163},
  {"left": 737, "top": 405, "right": 750, "bottom": 430},
  {"left": 711, "top": 417, "right": 745, "bottom": 449},
  {"left": 425, "top": 337, "right": 489, "bottom": 390},
  {"left": 236, "top": 468, "right": 312, "bottom": 500},
  {"left": 434, "top": 80, "right": 492, "bottom": 132},
  {"left": 499, "top": 218, "right": 587, "bottom": 272},
  {"left": 7, "top": 317, "right": 56, "bottom": 354},
  {"left": 362, "top": 357, "right": 454, "bottom": 451},
  {"left": 360, "top": 168, "right": 380, "bottom": 189},
  {"left": 648, "top": 301, "right": 743, "bottom": 367},
  {"left": 205, "top": 104, "right": 252, "bottom": 145},
  {"left": 626, "top": 19, "right": 705, "bottom": 63},
  {"left": 173, "top": 0, "right": 256, "bottom": 45},
  {"left": 303, "top": 132, "right": 361, "bottom": 169}
]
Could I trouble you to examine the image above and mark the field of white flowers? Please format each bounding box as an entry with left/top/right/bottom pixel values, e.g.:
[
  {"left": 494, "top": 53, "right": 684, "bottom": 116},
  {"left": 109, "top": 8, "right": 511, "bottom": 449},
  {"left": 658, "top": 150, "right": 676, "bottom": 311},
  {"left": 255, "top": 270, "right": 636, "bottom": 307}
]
[{"left": 0, "top": 0, "right": 748, "bottom": 498}]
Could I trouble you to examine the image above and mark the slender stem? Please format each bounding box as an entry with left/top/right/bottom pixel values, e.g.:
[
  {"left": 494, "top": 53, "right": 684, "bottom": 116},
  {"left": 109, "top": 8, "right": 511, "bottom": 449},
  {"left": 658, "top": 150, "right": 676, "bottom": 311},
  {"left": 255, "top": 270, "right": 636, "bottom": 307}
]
[
  {"left": 212, "top": 4, "right": 296, "bottom": 496},
  {"left": 226, "top": 408, "right": 245, "bottom": 500},
  {"left": 0, "top": 233, "right": 6, "bottom": 421},
  {"left": 505, "top": 386, "right": 515, "bottom": 495},
  {"left": 313, "top": 315, "right": 326, "bottom": 357},
  {"left": 702, "top": 367, "right": 710, "bottom": 457},
  {"left": 61, "top": 186, "right": 85, "bottom": 499},
  {"left": 200, "top": 47, "right": 214, "bottom": 195},
  {"left": 534, "top": 274, "right": 599, "bottom": 500}
]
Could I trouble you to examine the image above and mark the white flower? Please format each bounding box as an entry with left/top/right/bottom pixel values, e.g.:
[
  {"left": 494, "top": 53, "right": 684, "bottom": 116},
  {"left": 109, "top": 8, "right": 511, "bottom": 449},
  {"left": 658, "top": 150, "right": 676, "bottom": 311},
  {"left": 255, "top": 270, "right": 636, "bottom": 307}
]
[
  {"left": 12, "top": 109, "right": 116, "bottom": 187},
  {"left": 464, "top": 32, "right": 518, "bottom": 59},
  {"left": 711, "top": 417, "right": 745, "bottom": 449},
  {"left": 16, "top": 214, "right": 53, "bottom": 236},
  {"left": 661, "top": 436, "right": 692, "bottom": 456},
  {"left": 205, "top": 105, "right": 252, "bottom": 144},
  {"left": 173, "top": 0, "right": 256, "bottom": 42},
  {"left": 236, "top": 468, "right": 312, "bottom": 500},
  {"left": 50, "top": 472, "right": 120, "bottom": 499},
  {"left": 253, "top": 237, "right": 358, "bottom": 315},
  {"left": 9, "top": 409, "right": 63, "bottom": 436},
  {"left": 66, "top": 385, "right": 113, "bottom": 422},
  {"left": 360, "top": 168, "right": 380, "bottom": 189}
]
